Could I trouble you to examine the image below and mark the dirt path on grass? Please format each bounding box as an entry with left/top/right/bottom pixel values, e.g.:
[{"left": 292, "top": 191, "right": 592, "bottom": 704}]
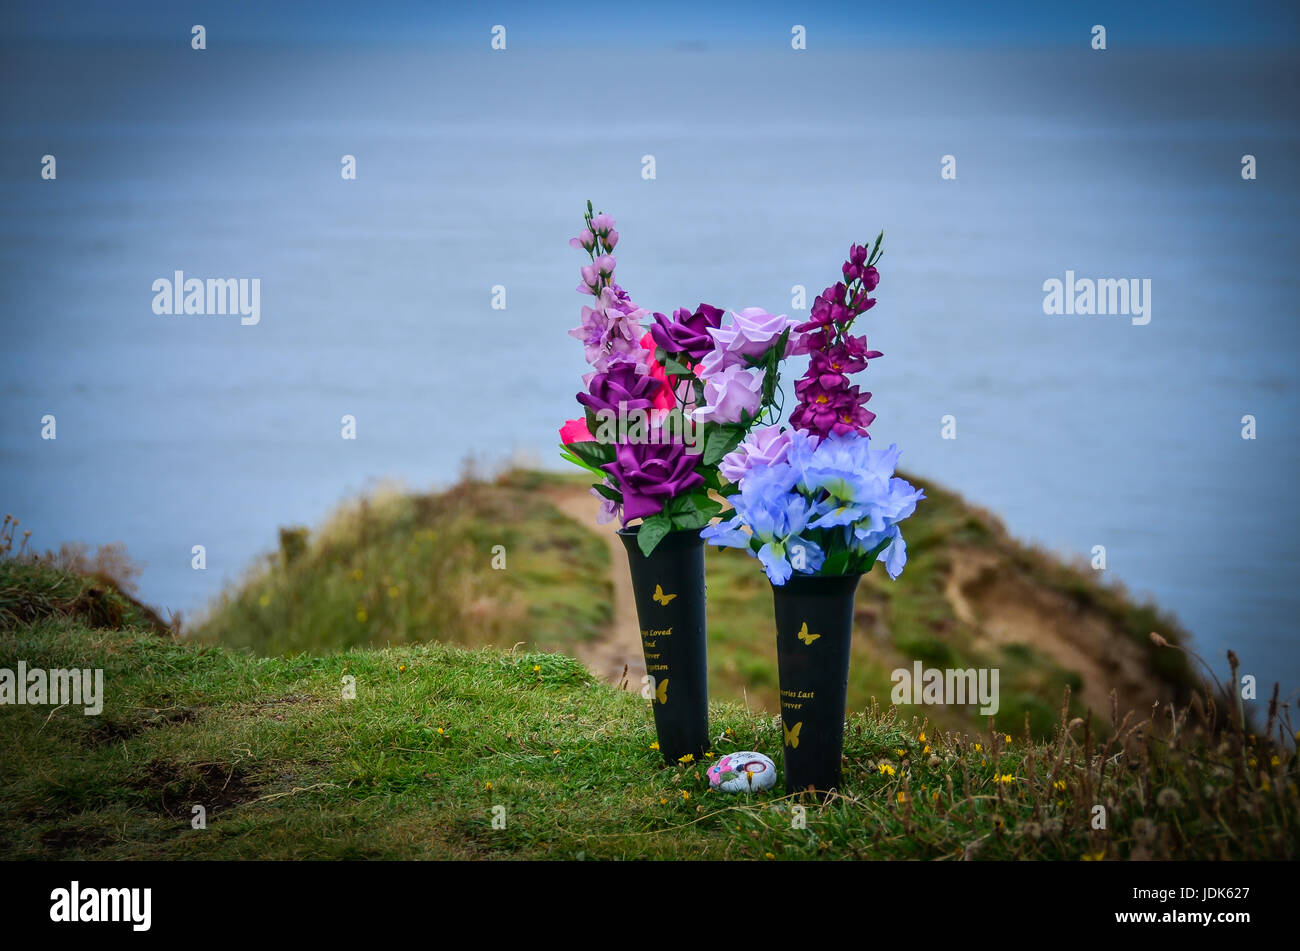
[
  {"left": 541, "top": 484, "right": 646, "bottom": 687},
  {"left": 943, "top": 546, "right": 1167, "bottom": 718}
]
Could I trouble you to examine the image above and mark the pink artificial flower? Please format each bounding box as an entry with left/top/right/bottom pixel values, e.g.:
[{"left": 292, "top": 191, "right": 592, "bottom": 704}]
[
  {"left": 560, "top": 418, "right": 594, "bottom": 444},
  {"left": 640, "top": 333, "right": 677, "bottom": 412}
]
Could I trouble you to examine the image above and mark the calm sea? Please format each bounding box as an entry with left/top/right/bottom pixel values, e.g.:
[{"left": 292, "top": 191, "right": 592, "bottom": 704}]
[{"left": 2, "top": 43, "right": 1297, "bottom": 691}]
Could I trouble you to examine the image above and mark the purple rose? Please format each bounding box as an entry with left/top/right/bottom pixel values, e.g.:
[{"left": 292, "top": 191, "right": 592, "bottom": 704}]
[
  {"left": 718, "top": 425, "right": 798, "bottom": 484},
  {"left": 577, "top": 358, "right": 665, "bottom": 415},
  {"left": 692, "top": 364, "right": 763, "bottom": 425},
  {"left": 649, "top": 303, "right": 724, "bottom": 362},
  {"left": 601, "top": 441, "right": 705, "bottom": 523}
]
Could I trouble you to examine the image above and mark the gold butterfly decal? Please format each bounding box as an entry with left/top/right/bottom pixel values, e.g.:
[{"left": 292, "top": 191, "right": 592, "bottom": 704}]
[
  {"left": 652, "top": 584, "right": 677, "bottom": 606},
  {"left": 796, "top": 622, "right": 821, "bottom": 645},
  {"left": 654, "top": 678, "right": 669, "bottom": 705},
  {"left": 783, "top": 720, "right": 802, "bottom": 748}
]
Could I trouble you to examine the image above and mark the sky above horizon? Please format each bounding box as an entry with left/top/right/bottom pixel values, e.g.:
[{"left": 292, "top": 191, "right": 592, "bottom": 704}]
[{"left": 3, "top": 0, "right": 1298, "bottom": 48}]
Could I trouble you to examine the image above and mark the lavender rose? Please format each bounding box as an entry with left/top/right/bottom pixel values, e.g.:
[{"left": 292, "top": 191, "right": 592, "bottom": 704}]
[
  {"left": 699, "top": 307, "right": 799, "bottom": 378},
  {"left": 692, "top": 364, "right": 763, "bottom": 425},
  {"left": 718, "top": 424, "right": 801, "bottom": 484}
]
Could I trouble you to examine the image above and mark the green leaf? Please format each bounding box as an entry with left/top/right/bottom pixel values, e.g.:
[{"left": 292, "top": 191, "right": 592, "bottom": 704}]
[
  {"left": 849, "top": 535, "right": 894, "bottom": 575},
  {"left": 592, "top": 482, "right": 622, "bottom": 503},
  {"left": 559, "top": 444, "right": 607, "bottom": 480},
  {"left": 662, "top": 356, "right": 693, "bottom": 377},
  {"left": 719, "top": 481, "right": 742, "bottom": 498},
  {"left": 666, "top": 491, "right": 722, "bottom": 531},
  {"left": 761, "top": 364, "right": 779, "bottom": 407},
  {"left": 822, "top": 548, "right": 853, "bottom": 577},
  {"left": 564, "top": 440, "right": 615, "bottom": 469},
  {"left": 773, "top": 325, "right": 792, "bottom": 359},
  {"left": 637, "top": 514, "right": 673, "bottom": 557},
  {"left": 702, "top": 424, "right": 746, "bottom": 466}
]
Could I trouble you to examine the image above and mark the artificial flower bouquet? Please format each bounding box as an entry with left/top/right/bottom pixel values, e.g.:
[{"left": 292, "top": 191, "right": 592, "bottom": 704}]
[
  {"left": 559, "top": 201, "right": 800, "bottom": 557},
  {"left": 702, "top": 237, "right": 925, "bottom": 584},
  {"left": 555, "top": 203, "right": 924, "bottom": 786}
]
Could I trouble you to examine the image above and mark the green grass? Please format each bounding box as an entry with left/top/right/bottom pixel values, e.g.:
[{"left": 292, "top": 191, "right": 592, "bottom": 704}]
[
  {"left": 2, "top": 562, "right": 1296, "bottom": 861},
  {"left": 194, "top": 478, "right": 612, "bottom": 655},
  {"left": 193, "top": 469, "right": 1199, "bottom": 742}
]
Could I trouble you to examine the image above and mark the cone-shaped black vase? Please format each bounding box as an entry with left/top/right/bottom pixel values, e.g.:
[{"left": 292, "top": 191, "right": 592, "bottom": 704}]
[
  {"left": 771, "top": 572, "right": 862, "bottom": 794},
  {"left": 618, "top": 526, "right": 709, "bottom": 764}
]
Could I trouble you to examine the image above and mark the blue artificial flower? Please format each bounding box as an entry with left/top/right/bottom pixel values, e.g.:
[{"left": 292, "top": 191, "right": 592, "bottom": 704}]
[
  {"left": 703, "top": 429, "right": 922, "bottom": 583},
  {"left": 702, "top": 470, "right": 824, "bottom": 585}
]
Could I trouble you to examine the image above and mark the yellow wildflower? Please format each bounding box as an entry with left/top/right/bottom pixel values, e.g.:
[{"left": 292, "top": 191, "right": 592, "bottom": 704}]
[
  {"left": 649, "top": 742, "right": 660, "bottom": 751},
  {"left": 678, "top": 753, "right": 694, "bottom": 764},
  {"left": 878, "top": 763, "right": 896, "bottom": 777}
]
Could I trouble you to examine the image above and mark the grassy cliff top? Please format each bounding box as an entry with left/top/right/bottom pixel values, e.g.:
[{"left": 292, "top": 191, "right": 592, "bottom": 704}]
[
  {"left": 194, "top": 468, "right": 1198, "bottom": 739},
  {"left": 0, "top": 561, "right": 1295, "bottom": 861}
]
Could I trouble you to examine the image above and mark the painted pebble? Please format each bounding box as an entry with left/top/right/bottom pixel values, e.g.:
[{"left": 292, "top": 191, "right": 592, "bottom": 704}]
[{"left": 706, "top": 751, "right": 777, "bottom": 793}]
